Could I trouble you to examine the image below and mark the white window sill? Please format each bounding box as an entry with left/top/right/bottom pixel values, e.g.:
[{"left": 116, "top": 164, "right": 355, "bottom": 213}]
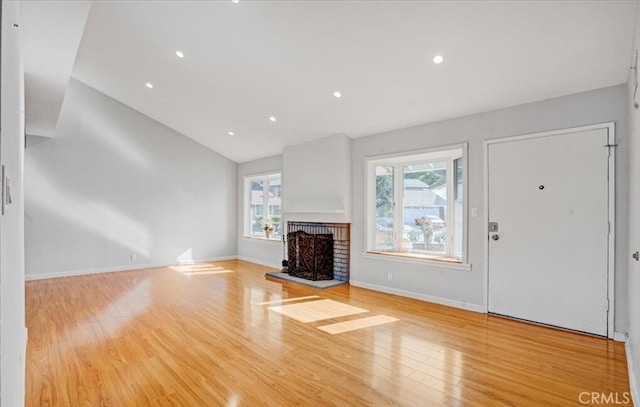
[
  {"left": 243, "top": 236, "right": 282, "bottom": 245},
  {"left": 362, "top": 251, "right": 472, "bottom": 271}
]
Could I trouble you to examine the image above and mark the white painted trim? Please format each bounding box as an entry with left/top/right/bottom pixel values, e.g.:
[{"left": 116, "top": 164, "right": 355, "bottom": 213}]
[
  {"left": 350, "top": 280, "right": 484, "bottom": 313},
  {"left": 484, "top": 122, "right": 617, "bottom": 146},
  {"left": 364, "top": 142, "right": 469, "bottom": 161},
  {"left": 614, "top": 331, "right": 628, "bottom": 342},
  {"left": 242, "top": 236, "right": 282, "bottom": 245},
  {"left": 482, "top": 140, "right": 490, "bottom": 313},
  {"left": 20, "top": 326, "right": 27, "bottom": 407},
  {"left": 365, "top": 157, "right": 374, "bottom": 252},
  {"left": 483, "top": 122, "right": 617, "bottom": 338},
  {"left": 461, "top": 144, "right": 470, "bottom": 264},
  {"left": 626, "top": 340, "right": 639, "bottom": 406},
  {"left": 284, "top": 209, "right": 346, "bottom": 214},
  {"left": 243, "top": 171, "right": 282, "bottom": 237},
  {"left": 236, "top": 255, "right": 281, "bottom": 270},
  {"left": 243, "top": 170, "right": 282, "bottom": 179},
  {"left": 24, "top": 256, "right": 237, "bottom": 280},
  {"left": 361, "top": 252, "right": 471, "bottom": 271},
  {"left": 607, "top": 122, "right": 616, "bottom": 339},
  {"left": 364, "top": 142, "right": 469, "bottom": 261}
]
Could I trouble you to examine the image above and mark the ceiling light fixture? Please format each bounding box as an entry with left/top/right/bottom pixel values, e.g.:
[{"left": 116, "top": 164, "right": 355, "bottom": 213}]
[
  {"left": 231, "top": 0, "right": 240, "bottom": 3},
  {"left": 269, "top": 116, "right": 277, "bottom": 122},
  {"left": 145, "top": 82, "right": 154, "bottom": 89},
  {"left": 176, "top": 50, "right": 184, "bottom": 58},
  {"left": 228, "top": 131, "right": 235, "bottom": 136},
  {"left": 432, "top": 55, "right": 444, "bottom": 64},
  {"left": 333, "top": 91, "right": 342, "bottom": 98}
]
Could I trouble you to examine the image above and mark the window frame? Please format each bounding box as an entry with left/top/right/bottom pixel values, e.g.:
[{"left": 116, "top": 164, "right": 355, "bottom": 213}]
[
  {"left": 243, "top": 171, "right": 282, "bottom": 241},
  {"left": 365, "top": 143, "right": 469, "bottom": 265}
]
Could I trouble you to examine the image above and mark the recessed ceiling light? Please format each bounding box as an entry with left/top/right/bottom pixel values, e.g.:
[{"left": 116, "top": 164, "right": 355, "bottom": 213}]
[
  {"left": 228, "top": 131, "right": 234, "bottom": 136},
  {"left": 145, "top": 82, "right": 154, "bottom": 89},
  {"left": 269, "top": 116, "right": 277, "bottom": 122},
  {"left": 333, "top": 91, "right": 342, "bottom": 98},
  {"left": 176, "top": 50, "right": 184, "bottom": 58},
  {"left": 432, "top": 55, "right": 444, "bottom": 64},
  {"left": 231, "top": 0, "right": 240, "bottom": 3}
]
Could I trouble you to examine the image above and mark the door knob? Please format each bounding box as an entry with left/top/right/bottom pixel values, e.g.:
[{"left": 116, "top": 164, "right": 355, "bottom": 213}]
[{"left": 491, "top": 234, "right": 499, "bottom": 241}]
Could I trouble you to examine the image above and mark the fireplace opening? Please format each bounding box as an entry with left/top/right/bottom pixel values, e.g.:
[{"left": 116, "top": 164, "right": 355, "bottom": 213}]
[
  {"left": 288, "top": 231, "right": 333, "bottom": 281},
  {"left": 285, "top": 222, "right": 350, "bottom": 282}
]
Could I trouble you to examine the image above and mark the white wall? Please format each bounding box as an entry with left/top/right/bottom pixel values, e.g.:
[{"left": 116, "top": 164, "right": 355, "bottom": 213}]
[
  {"left": 1, "top": 1, "right": 27, "bottom": 405},
  {"left": 237, "top": 154, "right": 283, "bottom": 269},
  {"left": 283, "top": 134, "right": 352, "bottom": 223},
  {"left": 626, "top": 1, "right": 640, "bottom": 401},
  {"left": 351, "top": 85, "right": 630, "bottom": 325},
  {"left": 25, "top": 78, "right": 238, "bottom": 279}
]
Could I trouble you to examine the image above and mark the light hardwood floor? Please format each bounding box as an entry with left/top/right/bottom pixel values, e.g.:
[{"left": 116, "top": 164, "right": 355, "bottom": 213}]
[{"left": 26, "top": 260, "right": 631, "bottom": 406}]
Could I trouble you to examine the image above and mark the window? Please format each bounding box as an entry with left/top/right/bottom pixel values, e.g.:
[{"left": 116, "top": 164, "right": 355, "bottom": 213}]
[
  {"left": 367, "top": 145, "right": 466, "bottom": 262},
  {"left": 244, "top": 172, "right": 282, "bottom": 240}
]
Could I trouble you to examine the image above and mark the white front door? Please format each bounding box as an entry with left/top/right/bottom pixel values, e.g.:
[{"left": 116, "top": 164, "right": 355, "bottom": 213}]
[{"left": 487, "top": 126, "right": 612, "bottom": 336}]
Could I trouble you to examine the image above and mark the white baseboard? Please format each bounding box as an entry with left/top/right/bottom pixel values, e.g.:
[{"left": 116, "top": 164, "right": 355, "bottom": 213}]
[
  {"left": 614, "top": 331, "right": 628, "bottom": 342},
  {"left": 626, "top": 340, "right": 639, "bottom": 406},
  {"left": 25, "top": 256, "right": 238, "bottom": 280},
  {"left": 20, "top": 326, "right": 27, "bottom": 407},
  {"left": 349, "top": 280, "right": 484, "bottom": 313},
  {"left": 22, "top": 327, "right": 28, "bottom": 358},
  {"left": 236, "top": 256, "right": 281, "bottom": 270}
]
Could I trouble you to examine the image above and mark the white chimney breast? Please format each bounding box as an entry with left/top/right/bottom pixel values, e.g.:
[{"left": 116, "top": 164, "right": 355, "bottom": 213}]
[{"left": 283, "top": 134, "right": 352, "bottom": 223}]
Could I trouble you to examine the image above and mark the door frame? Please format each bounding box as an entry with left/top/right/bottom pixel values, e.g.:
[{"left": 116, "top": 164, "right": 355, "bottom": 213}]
[{"left": 483, "top": 122, "right": 616, "bottom": 338}]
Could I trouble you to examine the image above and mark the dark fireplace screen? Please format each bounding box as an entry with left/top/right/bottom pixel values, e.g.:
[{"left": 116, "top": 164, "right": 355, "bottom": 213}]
[{"left": 287, "top": 231, "right": 334, "bottom": 281}]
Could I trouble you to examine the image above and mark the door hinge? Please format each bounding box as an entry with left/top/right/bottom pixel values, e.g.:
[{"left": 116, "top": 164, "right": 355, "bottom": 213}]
[{"left": 606, "top": 299, "right": 610, "bottom": 312}]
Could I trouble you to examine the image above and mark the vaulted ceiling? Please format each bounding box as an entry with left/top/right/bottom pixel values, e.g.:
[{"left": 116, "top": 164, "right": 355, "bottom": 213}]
[{"left": 22, "top": 1, "right": 636, "bottom": 163}]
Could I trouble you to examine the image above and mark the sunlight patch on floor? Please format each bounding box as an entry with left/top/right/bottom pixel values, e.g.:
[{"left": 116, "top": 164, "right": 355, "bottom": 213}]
[
  {"left": 256, "top": 295, "right": 320, "bottom": 306},
  {"left": 317, "top": 315, "right": 399, "bottom": 334},
  {"left": 269, "top": 299, "right": 368, "bottom": 323},
  {"left": 170, "top": 264, "right": 234, "bottom": 276},
  {"left": 182, "top": 270, "right": 234, "bottom": 276}
]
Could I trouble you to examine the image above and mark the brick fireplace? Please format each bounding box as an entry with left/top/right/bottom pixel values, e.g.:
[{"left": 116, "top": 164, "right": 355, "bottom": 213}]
[{"left": 286, "top": 221, "right": 350, "bottom": 282}]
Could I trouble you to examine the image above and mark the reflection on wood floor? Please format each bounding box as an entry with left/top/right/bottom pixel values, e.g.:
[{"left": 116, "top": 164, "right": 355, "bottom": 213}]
[{"left": 25, "top": 260, "right": 631, "bottom": 406}]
